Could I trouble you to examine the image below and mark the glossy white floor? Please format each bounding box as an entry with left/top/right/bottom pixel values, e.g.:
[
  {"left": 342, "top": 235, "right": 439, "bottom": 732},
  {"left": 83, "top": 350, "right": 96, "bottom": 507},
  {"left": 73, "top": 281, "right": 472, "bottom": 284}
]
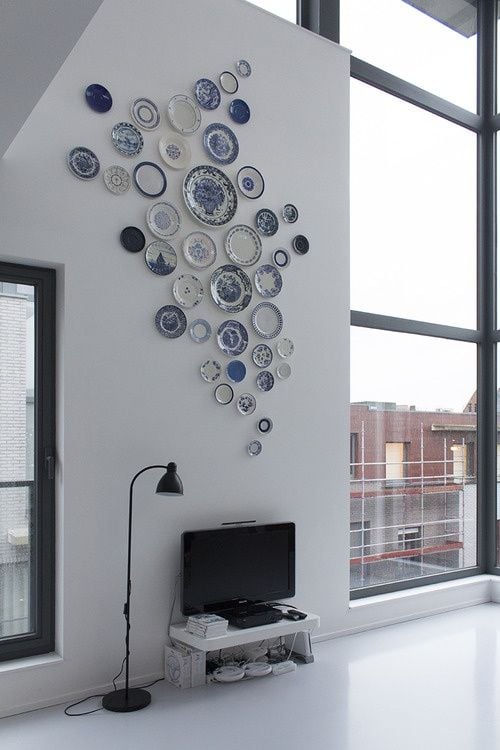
[{"left": 2, "top": 603, "right": 500, "bottom": 750}]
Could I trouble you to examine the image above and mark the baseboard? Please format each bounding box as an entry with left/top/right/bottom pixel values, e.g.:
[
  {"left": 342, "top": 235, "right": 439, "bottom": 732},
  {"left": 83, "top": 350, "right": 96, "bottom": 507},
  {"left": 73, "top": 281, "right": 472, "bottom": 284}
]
[
  {"left": 0, "top": 672, "right": 164, "bottom": 720},
  {"left": 490, "top": 576, "right": 500, "bottom": 602}
]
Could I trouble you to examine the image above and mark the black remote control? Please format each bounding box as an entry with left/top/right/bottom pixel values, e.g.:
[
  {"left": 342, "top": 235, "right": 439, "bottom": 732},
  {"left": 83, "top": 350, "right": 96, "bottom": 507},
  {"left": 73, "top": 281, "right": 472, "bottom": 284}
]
[{"left": 283, "top": 610, "right": 307, "bottom": 621}]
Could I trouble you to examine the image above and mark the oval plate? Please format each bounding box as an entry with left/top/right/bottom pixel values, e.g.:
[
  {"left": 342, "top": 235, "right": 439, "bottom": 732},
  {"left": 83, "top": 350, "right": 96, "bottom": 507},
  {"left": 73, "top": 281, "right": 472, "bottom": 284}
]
[
  {"left": 225, "top": 225, "right": 262, "bottom": 266},
  {"left": 167, "top": 94, "right": 201, "bottom": 135},
  {"left": 210, "top": 265, "right": 252, "bottom": 313},
  {"left": 130, "top": 97, "right": 160, "bottom": 130},
  {"left": 217, "top": 320, "right": 249, "bottom": 357},
  {"left": 155, "top": 305, "right": 186, "bottom": 338},
  {"left": 67, "top": 146, "right": 100, "bottom": 180},
  {"left": 251, "top": 302, "right": 283, "bottom": 339},
  {"left": 183, "top": 165, "right": 238, "bottom": 227},
  {"left": 133, "top": 161, "right": 167, "bottom": 198},
  {"left": 158, "top": 133, "right": 191, "bottom": 170},
  {"left": 146, "top": 201, "right": 181, "bottom": 238},
  {"left": 203, "top": 123, "right": 239, "bottom": 165},
  {"left": 85, "top": 83, "right": 112, "bottom": 113},
  {"left": 111, "top": 121, "right": 144, "bottom": 157}
]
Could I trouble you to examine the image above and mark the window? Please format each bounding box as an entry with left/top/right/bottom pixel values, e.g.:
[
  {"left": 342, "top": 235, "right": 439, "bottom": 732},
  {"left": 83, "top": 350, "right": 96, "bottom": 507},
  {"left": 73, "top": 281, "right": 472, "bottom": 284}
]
[
  {"left": 350, "top": 433, "right": 358, "bottom": 478},
  {"left": 0, "top": 262, "right": 55, "bottom": 660},
  {"left": 385, "top": 442, "right": 406, "bottom": 482}
]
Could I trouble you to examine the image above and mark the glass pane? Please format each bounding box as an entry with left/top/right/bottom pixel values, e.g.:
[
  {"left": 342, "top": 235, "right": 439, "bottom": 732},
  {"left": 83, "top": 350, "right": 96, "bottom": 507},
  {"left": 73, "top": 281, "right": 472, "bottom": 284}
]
[
  {"left": 350, "top": 328, "right": 477, "bottom": 592},
  {"left": 0, "top": 282, "right": 35, "bottom": 638},
  {"left": 246, "top": 0, "right": 296, "bottom": 23},
  {"left": 350, "top": 80, "right": 477, "bottom": 328},
  {"left": 341, "top": 0, "right": 477, "bottom": 111}
]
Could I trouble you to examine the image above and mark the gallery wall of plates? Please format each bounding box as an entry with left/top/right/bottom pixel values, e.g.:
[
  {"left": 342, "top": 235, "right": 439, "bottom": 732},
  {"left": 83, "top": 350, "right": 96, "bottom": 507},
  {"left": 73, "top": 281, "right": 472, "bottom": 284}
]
[{"left": 68, "top": 66, "right": 310, "bottom": 457}]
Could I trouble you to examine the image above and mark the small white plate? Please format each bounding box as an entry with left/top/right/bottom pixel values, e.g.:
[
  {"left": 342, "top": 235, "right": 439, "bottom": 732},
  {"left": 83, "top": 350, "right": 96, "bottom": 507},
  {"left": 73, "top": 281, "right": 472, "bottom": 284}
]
[
  {"left": 225, "top": 225, "right": 262, "bottom": 266},
  {"left": 276, "top": 362, "right": 292, "bottom": 380},
  {"left": 167, "top": 94, "right": 201, "bottom": 135},
  {"left": 237, "top": 393, "right": 256, "bottom": 415},
  {"left": 189, "top": 319, "right": 211, "bottom": 343},
  {"left": 103, "top": 165, "right": 130, "bottom": 194},
  {"left": 130, "top": 97, "right": 160, "bottom": 130},
  {"left": 214, "top": 383, "right": 234, "bottom": 405},
  {"left": 158, "top": 133, "right": 191, "bottom": 170},
  {"left": 146, "top": 201, "right": 181, "bottom": 238},
  {"left": 201, "top": 360, "right": 221, "bottom": 383},
  {"left": 219, "top": 71, "right": 239, "bottom": 94},
  {"left": 251, "top": 302, "right": 283, "bottom": 339},
  {"left": 183, "top": 232, "right": 217, "bottom": 269},
  {"left": 247, "top": 440, "right": 262, "bottom": 457},
  {"left": 173, "top": 274, "right": 203, "bottom": 308},
  {"left": 236, "top": 166, "right": 264, "bottom": 200},
  {"left": 277, "top": 337, "right": 294, "bottom": 358}
]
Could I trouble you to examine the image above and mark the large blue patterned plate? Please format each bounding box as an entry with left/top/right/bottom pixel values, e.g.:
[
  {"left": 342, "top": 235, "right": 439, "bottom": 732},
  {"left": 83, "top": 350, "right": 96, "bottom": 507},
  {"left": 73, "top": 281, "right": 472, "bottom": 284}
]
[
  {"left": 203, "top": 123, "right": 239, "bottom": 166},
  {"left": 217, "top": 320, "right": 249, "bottom": 357},
  {"left": 194, "top": 78, "right": 221, "bottom": 110},
  {"left": 210, "top": 265, "right": 252, "bottom": 313},
  {"left": 155, "top": 305, "right": 187, "bottom": 338},
  {"left": 183, "top": 165, "right": 238, "bottom": 227}
]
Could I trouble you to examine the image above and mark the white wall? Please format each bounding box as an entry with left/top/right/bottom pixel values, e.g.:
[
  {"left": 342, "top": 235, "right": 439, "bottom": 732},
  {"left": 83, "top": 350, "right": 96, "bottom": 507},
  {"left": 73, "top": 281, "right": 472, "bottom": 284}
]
[{"left": 0, "top": 0, "right": 350, "bottom": 716}]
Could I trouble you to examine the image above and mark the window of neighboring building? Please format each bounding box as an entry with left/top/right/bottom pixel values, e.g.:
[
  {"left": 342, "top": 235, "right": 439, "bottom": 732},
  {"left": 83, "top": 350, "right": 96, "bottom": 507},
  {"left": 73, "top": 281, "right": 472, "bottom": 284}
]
[
  {"left": 0, "top": 262, "right": 55, "bottom": 661},
  {"left": 385, "top": 442, "right": 406, "bottom": 481},
  {"left": 350, "top": 520, "right": 371, "bottom": 559},
  {"left": 350, "top": 433, "right": 358, "bottom": 478}
]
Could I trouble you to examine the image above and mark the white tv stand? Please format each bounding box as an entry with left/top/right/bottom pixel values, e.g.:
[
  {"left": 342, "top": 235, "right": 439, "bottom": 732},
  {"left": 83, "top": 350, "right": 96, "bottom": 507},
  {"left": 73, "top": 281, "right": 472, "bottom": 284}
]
[{"left": 170, "top": 612, "right": 319, "bottom": 664}]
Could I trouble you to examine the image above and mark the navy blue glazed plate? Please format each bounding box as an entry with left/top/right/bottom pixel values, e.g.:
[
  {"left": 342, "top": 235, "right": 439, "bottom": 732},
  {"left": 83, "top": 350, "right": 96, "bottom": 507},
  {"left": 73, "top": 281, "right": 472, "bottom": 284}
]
[
  {"left": 229, "top": 98, "right": 250, "bottom": 124},
  {"left": 85, "top": 83, "right": 112, "bottom": 113}
]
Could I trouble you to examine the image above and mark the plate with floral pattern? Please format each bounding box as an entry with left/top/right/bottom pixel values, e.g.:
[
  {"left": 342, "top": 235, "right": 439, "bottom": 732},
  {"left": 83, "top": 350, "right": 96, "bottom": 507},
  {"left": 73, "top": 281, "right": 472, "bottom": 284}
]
[
  {"left": 255, "top": 208, "right": 279, "bottom": 237},
  {"left": 203, "top": 123, "right": 239, "bottom": 165},
  {"left": 201, "top": 359, "right": 221, "bottom": 382},
  {"left": 255, "top": 264, "right": 282, "bottom": 297},
  {"left": 217, "top": 320, "right": 249, "bottom": 357},
  {"left": 111, "top": 122, "right": 144, "bottom": 157},
  {"left": 252, "top": 343, "right": 273, "bottom": 368},
  {"left": 103, "top": 165, "right": 130, "bottom": 194},
  {"left": 182, "top": 232, "right": 217, "bottom": 269},
  {"left": 236, "top": 393, "right": 256, "bottom": 415},
  {"left": 154, "top": 305, "right": 186, "bottom": 338},
  {"left": 247, "top": 440, "right": 262, "bottom": 456},
  {"left": 158, "top": 134, "right": 191, "bottom": 170},
  {"left": 256, "top": 370, "right": 274, "bottom": 392},
  {"left": 210, "top": 265, "right": 252, "bottom": 313},
  {"left": 194, "top": 78, "right": 221, "bottom": 110},
  {"left": 236, "top": 166, "right": 264, "bottom": 200},
  {"left": 67, "top": 146, "right": 100, "bottom": 180},
  {"left": 236, "top": 60, "right": 252, "bottom": 78},
  {"left": 225, "top": 225, "right": 262, "bottom": 266},
  {"left": 183, "top": 165, "right": 238, "bottom": 227},
  {"left": 146, "top": 201, "right": 181, "bottom": 238}
]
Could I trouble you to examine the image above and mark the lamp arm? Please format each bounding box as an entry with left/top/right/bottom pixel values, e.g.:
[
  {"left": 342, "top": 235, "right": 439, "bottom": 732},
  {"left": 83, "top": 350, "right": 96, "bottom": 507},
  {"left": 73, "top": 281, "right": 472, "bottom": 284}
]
[{"left": 124, "top": 465, "right": 168, "bottom": 698}]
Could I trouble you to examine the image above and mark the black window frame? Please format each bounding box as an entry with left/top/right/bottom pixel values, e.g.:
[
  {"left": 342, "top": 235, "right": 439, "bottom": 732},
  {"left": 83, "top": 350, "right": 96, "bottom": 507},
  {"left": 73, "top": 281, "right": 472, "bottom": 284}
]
[
  {"left": 0, "top": 261, "right": 55, "bottom": 661},
  {"left": 298, "top": 0, "right": 499, "bottom": 598}
]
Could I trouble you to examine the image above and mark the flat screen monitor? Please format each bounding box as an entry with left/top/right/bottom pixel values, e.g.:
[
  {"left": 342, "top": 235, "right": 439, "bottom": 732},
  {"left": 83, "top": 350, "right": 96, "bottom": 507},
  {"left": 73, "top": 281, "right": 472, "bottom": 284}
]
[{"left": 181, "top": 522, "right": 295, "bottom": 616}]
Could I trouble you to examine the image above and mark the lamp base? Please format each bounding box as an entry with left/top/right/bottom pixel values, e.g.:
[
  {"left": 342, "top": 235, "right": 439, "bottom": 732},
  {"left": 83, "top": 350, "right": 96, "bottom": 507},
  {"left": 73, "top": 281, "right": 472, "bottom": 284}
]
[{"left": 102, "top": 687, "right": 151, "bottom": 712}]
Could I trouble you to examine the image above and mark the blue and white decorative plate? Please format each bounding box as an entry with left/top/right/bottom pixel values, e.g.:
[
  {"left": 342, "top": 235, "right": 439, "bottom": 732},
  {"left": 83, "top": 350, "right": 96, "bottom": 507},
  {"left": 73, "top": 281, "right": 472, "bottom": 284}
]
[
  {"left": 226, "top": 360, "right": 246, "bottom": 383},
  {"left": 67, "top": 146, "right": 100, "bottom": 180},
  {"left": 85, "top": 83, "right": 112, "bottom": 113},
  {"left": 251, "top": 302, "right": 283, "bottom": 339},
  {"left": 154, "top": 305, "right": 187, "bottom": 338},
  {"left": 203, "top": 123, "right": 239, "bottom": 165},
  {"left": 273, "top": 247, "right": 290, "bottom": 269},
  {"left": 201, "top": 359, "right": 221, "bottom": 383},
  {"left": 145, "top": 241, "right": 177, "bottom": 276},
  {"left": 236, "top": 59, "right": 252, "bottom": 78},
  {"left": 236, "top": 393, "right": 256, "bottom": 415},
  {"left": 236, "top": 166, "right": 265, "bottom": 200},
  {"left": 257, "top": 417, "right": 273, "bottom": 434},
  {"left": 158, "top": 134, "right": 191, "bottom": 170},
  {"left": 194, "top": 78, "right": 221, "bottom": 110},
  {"left": 252, "top": 343, "right": 273, "bottom": 368},
  {"left": 111, "top": 122, "right": 144, "bottom": 157},
  {"left": 182, "top": 232, "right": 217, "bottom": 269},
  {"left": 215, "top": 383, "right": 234, "bottom": 405},
  {"left": 189, "top": 319, "right": 212, "bottom": 343},
  {"left": 255, "top": 264, "right": 282, "bottom": 298},
  {"left": 283, "top": 203, "right": 299, "bottom": 223},
  {"left": 130, "top": 98, "right": 160, "bottom": 130},
  {"left": 247, "top": 440, "right": 262, "bottom": 456},
  {"left": 173, "top": 274, "right": 203, "bottom": 308},
  {"left": 255, "top": 208, "right": 279, "bottom": 237},
  {"left": 133, "top": 161, "right": 167, "bottom": 198},
  {"left": 225, "top": 225, "right": 262, "bottom": 267},
  {"left": 256, "top": 370, "right": 274, "bottom": 392},
  {"left": 167, "top": 95, "right": 201, "bottom": 135},
  {"left": 229, "top": 99, "right": 250, "bottom": 124},
  {"left": 293, "top": 235, "right": 309, "bottom": 255},
  {"left": 219, "top": 71, "right": 239, "bottom": 94},
  {"left": 276, "top": 362, "right": 292, "bottom": 380},
  {"left": 146, "top": 201, "right": 181, "bottom": 238},
  {"left": 103, "top": 165, "right": 130, "bottom": 194},
  {"left": 217, "top": 320, "right": 249, "bottom": 357},
  {"left": 277, "top": 337, "right": 294, "bottom": 358},
  {"left": 210, "top": 265, "right": 252, "bottom": 313},
  {"left": 183, "top": 165, "right": 238, "bottom": 227}
]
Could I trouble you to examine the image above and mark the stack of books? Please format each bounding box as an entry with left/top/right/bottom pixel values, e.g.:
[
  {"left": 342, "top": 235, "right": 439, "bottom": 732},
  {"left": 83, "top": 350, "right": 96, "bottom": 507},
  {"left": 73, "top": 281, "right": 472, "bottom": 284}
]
[{"left": 186, "top": 613, "right": 228, "bottom": 638}]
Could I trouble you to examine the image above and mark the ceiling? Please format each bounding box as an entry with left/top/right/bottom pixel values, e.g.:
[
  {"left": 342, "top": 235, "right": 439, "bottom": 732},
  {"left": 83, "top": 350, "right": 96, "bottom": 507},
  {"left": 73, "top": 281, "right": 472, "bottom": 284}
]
[{"left": 0, "top": 0, "right": 103, "bottom": 157}]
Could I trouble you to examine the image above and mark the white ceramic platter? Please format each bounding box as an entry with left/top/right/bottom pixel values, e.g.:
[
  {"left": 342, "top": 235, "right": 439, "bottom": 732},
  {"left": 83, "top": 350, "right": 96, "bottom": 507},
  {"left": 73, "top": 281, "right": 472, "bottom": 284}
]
[
  {"left": 146, "top": 201, "right": 181, "bottom": 238},
  {"left": 167, "top": 95, "right": 201, "bottom": 135},
  {"left": 225, "top": 225, "right": 262, "bottom": 266},
  {"left": 277, "top": 337, "right": 294, "bottom": 358},
  {"left": 182, "top": 232, "right": 217, "bottom": 269},
  {"left": 158, "top": 133, "right": 191, "bottom": 170},
  {"left": 173, "top": 274, "right": 203, "bottom": 308}
]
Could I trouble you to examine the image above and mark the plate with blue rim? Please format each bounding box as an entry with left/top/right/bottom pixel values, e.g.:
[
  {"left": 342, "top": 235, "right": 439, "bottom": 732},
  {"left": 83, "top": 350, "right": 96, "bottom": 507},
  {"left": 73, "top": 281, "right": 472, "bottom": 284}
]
[
  {"left": 203, "top": 123, "right": 239, "bottom": 165},
  {"left": 189, "top": 319, "right": 212, "bottom": 343},
  {"left": 229, "top": 99, "right": 250, "bottom": 124},
  {"left": 236, "top": 166, "right": 264, "bottom": 200},
  {"left": 111, "top": 122, "right": 144, "bottom": 157},
  {"left": 194, "top": 78, "right": 221, "bottom": 110},
  {"left": 210, "top": 264, "right": 252, "bottom": 313},
  {"left": 217, "top": 320, "right": 249, "bottom": 357},
  {"left": 255, "top": 208, "right": 279, "bottom": 237},
  {"left": 154, "top": 305, "right": 186, "bottom": 338},
  {"left": 251, "top": 302, "right": 283, "bottom": 339},
  {"left": 183, "top": 164, "right": 238, "bottom": 227}
]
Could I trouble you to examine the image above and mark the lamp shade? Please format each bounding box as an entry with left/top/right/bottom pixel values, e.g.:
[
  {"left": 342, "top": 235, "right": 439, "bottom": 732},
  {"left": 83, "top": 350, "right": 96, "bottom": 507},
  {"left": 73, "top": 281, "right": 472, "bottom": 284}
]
[{"left": 156, "top": 462, "right": 183, "bottom": 496}]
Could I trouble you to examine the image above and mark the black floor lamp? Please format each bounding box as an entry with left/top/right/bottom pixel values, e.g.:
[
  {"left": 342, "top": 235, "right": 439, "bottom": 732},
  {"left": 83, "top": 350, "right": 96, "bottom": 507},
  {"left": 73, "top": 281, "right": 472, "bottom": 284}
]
[{"left": 102, "top": 462, "right": 183, "bottom": 713}]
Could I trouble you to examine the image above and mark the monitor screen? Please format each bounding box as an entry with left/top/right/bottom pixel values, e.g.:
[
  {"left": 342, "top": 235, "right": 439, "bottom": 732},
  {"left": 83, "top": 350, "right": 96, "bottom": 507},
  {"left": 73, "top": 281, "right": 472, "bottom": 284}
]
[{"left": 181, "top": 522, "right": 295, "bottom": 615}]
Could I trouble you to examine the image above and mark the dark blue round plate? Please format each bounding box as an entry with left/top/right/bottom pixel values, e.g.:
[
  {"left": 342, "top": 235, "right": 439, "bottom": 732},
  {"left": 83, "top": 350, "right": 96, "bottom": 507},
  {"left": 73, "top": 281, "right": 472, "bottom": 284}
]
[
  {"left": 120, "top": 226, "right": 145, "bottom": 253},
  {"left": 85, "top": 83, "right": 112, "bottom": 113},
  {"left": 229, "top": 98, "right": 250, "bottom": 124},
  {"left": 226, "top": 360, "right": 246, "bottom": 383}
]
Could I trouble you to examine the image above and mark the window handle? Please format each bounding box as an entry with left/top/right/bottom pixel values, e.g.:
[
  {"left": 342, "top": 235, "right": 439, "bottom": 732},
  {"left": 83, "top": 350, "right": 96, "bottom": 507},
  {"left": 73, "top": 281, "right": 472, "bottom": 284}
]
[{"left": 45, "top": 451, "right": 55, "bottom": 480}]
